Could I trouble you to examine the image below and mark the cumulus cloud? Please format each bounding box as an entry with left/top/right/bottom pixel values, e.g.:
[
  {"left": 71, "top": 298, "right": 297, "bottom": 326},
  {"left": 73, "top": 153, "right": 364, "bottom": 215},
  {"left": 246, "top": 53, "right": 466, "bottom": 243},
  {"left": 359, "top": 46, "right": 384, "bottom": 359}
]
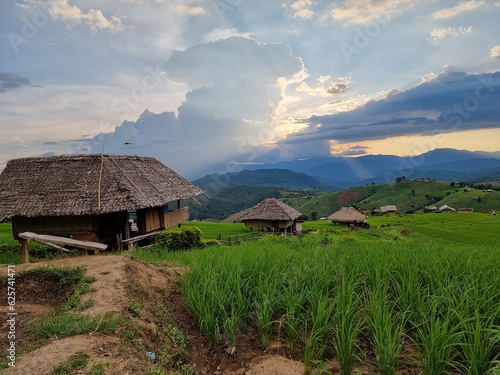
[
  {"left": 327, "top": 77, "right": 350, "bottom": 94},
  {"left": 296, "top": 76, "right": 350, "bottom": 96},
  {"left": 0, "top": 72, "right": 31, "bottom": 93},
  {"left": 491, "top": 45, "right": 500, "bottom": 58},
  {"left": 331, "top": 0, "right": 413, "bottom": 23},
  {"left": 287, "top": 0, "right": 315, "bottom": 19},
  {"left": 202, "top": 28, "right": 254, "bottom": 43},
  {"left": 432, "top": 0, "right": 484, "bottom": 19},
  {"left": 175, "top": 4, "right": 207, "bottom": 16},
  {"left": 430, "top": 26, "right": 472, "bottom": 41},
  {"left": 86, "top": 37, "right": 306, "bottom": 178},
  {"left": 48, "top": 0, "right": 125, "bottom": 34},
  {"left": 281, "top": 69, "right": 500, "bottom": 146}
]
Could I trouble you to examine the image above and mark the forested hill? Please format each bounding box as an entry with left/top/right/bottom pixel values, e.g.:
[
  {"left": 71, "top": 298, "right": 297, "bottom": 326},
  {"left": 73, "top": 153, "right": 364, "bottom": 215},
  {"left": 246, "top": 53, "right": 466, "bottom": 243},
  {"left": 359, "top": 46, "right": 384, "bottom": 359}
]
[
  {"left": 186, "top": 180, "right": 500, "bottom": 221},
  {"left": 192, "top": 169, "right": 333, "bottom": 192}
]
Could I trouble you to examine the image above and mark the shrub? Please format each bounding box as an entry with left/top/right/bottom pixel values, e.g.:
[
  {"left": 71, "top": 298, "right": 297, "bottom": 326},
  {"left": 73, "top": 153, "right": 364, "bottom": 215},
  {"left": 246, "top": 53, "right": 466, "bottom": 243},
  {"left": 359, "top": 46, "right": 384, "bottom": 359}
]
[
  {"left": 202, "top": 238, "right": 221, "bottom": 247},
  {"left": 157, "top": 227, "right": 203, "bottom": 251}
]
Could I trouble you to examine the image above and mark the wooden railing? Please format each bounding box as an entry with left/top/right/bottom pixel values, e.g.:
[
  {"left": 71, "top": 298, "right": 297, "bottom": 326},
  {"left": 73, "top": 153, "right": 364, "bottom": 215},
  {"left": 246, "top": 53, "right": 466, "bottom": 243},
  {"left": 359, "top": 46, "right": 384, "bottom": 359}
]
[{"left": 217, "top": 231, "right": 266, "bottom": 246}]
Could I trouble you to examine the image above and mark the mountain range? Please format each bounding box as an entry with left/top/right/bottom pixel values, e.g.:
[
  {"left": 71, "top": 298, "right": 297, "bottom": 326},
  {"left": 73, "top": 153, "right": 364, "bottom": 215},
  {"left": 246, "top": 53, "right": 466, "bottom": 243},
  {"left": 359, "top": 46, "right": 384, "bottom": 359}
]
[{"left": 196, "top": 148, "right": 500, "bottom": 191}]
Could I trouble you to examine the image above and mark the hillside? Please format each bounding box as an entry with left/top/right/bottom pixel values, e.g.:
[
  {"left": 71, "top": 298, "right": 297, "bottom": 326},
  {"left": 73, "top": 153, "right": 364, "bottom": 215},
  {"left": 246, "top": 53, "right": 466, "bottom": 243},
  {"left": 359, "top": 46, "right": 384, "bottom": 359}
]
[
  {"left": 187, "top": 180, "right": 500, "bottom": 221},
  {"left": 298, "top": 180, "right": 500, "bottom": 218},
  {"left": 186, "top": 185, "right": 327, "bottom": 221},
  {"left": 192, "top": 168, "right": 332, "bottom": 192}
]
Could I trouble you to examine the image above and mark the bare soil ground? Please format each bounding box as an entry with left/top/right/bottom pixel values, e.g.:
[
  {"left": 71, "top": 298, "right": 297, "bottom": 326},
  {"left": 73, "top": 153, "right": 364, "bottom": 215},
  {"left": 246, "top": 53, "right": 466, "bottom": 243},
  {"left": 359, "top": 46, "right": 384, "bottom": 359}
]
[
  {"left": 0, "top": 255, "right": 303, "bottom": 375},
  {"left": 337, "top": 191, "right": 359, "bottom": 204}
]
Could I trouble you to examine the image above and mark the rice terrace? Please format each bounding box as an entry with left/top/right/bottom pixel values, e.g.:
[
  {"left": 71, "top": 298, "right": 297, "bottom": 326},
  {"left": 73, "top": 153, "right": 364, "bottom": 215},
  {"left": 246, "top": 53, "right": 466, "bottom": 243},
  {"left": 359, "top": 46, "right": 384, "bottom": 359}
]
[
  {"left": 1, "top": 206, "right": 500, "bottom": 374},
  {"left": 0, "top": 153, "right": 499, "bottom": 375}
]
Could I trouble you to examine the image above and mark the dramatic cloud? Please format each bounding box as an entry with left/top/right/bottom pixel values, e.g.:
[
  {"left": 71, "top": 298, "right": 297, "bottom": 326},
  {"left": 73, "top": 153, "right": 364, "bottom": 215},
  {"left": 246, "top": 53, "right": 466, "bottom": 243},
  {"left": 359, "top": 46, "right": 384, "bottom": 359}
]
[
  {"left": 491, "top": 45, "right": 500, "bottom": 58},
  {"left": 430, "top": 26, "right": 472, "bottom": 41},
  {"left": 47, "top": 0, "right": 125, "bottom": 34},
  {"left": 282, "top": 69, "right": 500, "bottom": 146},
  {"left": 432, "top": 0, "right": 484, "bottom": 19},
  {"left": 85, "top": 37, "right": 306, "bottom": 177},
  {"left": 1, "top": 0, "right": 499, "bottom": 174},
  {"left": 0, "top": 72, "right": 31, "bottom": 93}
]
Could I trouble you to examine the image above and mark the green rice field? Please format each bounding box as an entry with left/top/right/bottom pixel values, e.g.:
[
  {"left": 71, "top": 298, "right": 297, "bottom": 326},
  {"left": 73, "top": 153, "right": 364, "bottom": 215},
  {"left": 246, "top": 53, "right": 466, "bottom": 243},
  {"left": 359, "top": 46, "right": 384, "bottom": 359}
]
[
  {"left": 185, "top": 212, "right": 500, "bottom": 247},
  {"left": 132, "top": 212, "right": 500, "bottom": 374},
  {"left": 2, "top": 212, "right": 499, "bottom": 373}
]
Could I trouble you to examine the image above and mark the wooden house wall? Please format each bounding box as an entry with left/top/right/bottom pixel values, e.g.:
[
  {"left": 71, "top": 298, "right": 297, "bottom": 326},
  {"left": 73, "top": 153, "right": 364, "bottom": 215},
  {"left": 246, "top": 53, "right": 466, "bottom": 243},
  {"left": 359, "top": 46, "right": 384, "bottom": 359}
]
[
  {"left": 12, "top": 211, "right": 127, "bottom": 243},
  {"left": 164, "top": 207, "right": 188, "bottom": 229},
  {"left": 244, "top": 220, "right": 272, "bottom": 228},
  {"left": 244, "top": 219, "right": 293, "bottom": 229},
  {"left": 12, "top": 215, "right": 93, "bottom": 238},
  {"left": 137, "top": 206, "right": 164, "bottom": 234},
  {"left": 293, "top": 221, "right": 302, "bottom": 233},
  {"left": 276, "top": 220, "right": 293, "bottom": 229}
]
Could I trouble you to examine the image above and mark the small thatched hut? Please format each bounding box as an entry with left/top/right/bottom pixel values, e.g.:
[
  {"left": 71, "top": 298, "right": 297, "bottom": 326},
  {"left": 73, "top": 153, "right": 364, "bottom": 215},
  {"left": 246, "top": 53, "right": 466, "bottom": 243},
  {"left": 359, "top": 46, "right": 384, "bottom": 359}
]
[
  {"left": 239, "top": 198, "right": 303, "bottom": 234},
  {"left": 0, "top": 154, "right": 204, "bottom": 245},
  {"left": 439, "top": 204, "right": 456, "bottom": 212},
  {"left": 380, "top": 205, "right": 397, "bottom": 215},
  {"left": 328, "top": 207, "right": 366, "bottom": 226}
]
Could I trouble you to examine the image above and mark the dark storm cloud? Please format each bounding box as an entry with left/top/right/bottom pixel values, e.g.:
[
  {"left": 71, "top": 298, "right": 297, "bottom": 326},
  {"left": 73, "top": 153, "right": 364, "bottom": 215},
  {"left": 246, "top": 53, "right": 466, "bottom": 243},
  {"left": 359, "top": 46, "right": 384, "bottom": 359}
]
[
  {"left": 283, "top": 69, "right": 500, "bottom": 144},
  {"left": 0, "top": 72, "right": 31, "bottom": 93}
]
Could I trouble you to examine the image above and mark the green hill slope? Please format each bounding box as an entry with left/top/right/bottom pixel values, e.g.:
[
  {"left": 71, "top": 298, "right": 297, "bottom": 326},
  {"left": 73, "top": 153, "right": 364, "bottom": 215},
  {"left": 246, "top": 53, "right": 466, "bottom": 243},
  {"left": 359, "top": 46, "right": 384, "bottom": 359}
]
[
  {"left": 298, "top": 180, "right": 500, "bottom": 218},
  {"left": 187, "top": 180, "right": 500, "bottom": 221}
]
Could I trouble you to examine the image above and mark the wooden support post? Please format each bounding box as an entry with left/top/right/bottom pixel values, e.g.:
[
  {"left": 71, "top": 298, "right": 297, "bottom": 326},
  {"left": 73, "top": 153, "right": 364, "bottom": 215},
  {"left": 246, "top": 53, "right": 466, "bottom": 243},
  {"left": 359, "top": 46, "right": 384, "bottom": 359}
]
[
  {"left": 20, "top": 238, "right": 29, "bottom": 264},
  {"left": 124, "top": 221, "right": 133, "bottom": 251},
  {"left": 177, "top": 199, "right": 181, "bottom": 228}
]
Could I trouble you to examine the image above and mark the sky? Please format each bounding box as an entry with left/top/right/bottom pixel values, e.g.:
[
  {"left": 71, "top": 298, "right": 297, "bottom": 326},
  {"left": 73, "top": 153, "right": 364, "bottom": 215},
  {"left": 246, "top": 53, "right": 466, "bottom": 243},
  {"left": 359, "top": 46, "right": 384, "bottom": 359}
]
[{"left": 1, "top": 0, "right": 499, "bottom": 178}]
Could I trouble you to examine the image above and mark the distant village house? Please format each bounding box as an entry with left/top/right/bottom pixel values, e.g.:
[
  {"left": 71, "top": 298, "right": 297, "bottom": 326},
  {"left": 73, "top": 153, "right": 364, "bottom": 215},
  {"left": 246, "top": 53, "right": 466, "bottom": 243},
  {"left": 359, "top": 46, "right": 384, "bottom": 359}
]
[
  {"left": 379, "top": 205, "right": 397, "bottom": 216},
  {"left": 439, "top": 205, "right": 456, "bottom": 212},
  {"left": 239, "top": 198, "right": 303, "bottom": 234},
  {"left": 328, "top": 207, "right": 367, "bottom": 227}
]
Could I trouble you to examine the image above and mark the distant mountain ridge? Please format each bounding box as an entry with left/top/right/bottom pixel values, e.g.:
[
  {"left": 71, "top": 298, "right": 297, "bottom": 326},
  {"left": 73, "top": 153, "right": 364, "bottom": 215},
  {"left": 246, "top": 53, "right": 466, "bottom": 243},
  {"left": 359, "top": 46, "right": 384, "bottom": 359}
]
[
  {"left": 187, "top": 148, "right": 500, "bottom": 221},
  {"left": 233, "top": 148, "right": 500, "bottom": 189},
  {"left": 193, "top": 168, "right": 332, "bottom": 192}
]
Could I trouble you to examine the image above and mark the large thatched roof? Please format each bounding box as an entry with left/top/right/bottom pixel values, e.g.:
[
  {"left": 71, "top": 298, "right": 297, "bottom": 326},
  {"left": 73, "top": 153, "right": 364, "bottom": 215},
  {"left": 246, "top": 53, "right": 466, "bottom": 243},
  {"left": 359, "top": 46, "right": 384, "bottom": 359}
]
[
  {"left": 328, "top": 207, "right": 366, "bottom": 224},
  {"left": 239, "top": 198, "right": 302, "bottom": 222},
  {"left": 0, "top": 154, "right": 204, "bottom": 218}
]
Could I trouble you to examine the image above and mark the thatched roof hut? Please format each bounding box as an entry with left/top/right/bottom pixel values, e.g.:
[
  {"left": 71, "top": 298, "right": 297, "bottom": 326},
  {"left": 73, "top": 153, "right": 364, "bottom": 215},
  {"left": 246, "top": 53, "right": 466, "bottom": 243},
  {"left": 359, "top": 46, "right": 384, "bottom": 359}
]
[
  {"left": 239, "top": 198, "right": 303, "bottom": 233},
  {"left": 328, "top": 207, "right": 366, "bottom": 226},
  {"left": 380, "top": 205, "right": 397, "bottom": 215},
  {"left": 0, "top": 154, "right": 204, "bottom": 243},
  {"left": 439, "top": 204, "right": 456, "bottom": 212}
]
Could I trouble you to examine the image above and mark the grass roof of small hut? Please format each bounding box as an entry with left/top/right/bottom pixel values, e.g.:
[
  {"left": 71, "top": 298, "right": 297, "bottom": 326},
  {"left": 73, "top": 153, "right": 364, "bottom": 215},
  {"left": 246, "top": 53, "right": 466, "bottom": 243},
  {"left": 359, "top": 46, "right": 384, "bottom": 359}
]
[
  {"left": 238, "top": 198, "right": 302, "bottom": 222},
  {"left": 0, "top": 154, "right": 204, "bottom": 218},
  {"left": 327, "top": 206, "right": 366, "bottom": 224}
]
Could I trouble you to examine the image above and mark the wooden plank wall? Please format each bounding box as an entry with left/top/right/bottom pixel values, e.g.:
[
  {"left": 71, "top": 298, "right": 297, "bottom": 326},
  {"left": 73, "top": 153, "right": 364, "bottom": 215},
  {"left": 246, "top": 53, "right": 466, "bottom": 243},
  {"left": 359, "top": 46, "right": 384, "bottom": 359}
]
[
  {"left": 12, "top": 215, "right": 94, "bottom": 238},
  {"left": 164, "top": 207, "right": 188, "bottom": 229},
  {"left": 12, "top": 212, "right": 127, "bottom": 243}
]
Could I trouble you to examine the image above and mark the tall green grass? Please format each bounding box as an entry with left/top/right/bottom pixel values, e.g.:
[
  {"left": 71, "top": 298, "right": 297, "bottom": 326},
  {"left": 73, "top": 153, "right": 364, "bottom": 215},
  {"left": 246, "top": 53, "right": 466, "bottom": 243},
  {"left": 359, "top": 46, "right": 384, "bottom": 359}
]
[{"left": 133, "top": 232, "right": 500, "bottom": 373}]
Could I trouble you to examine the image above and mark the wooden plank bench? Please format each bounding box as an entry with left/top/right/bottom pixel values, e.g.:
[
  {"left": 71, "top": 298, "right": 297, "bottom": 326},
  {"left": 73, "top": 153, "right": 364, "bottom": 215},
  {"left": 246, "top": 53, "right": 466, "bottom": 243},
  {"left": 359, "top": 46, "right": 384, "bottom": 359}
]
[{"left": 18, "top": 232, "right": 109, "bottom": 263}]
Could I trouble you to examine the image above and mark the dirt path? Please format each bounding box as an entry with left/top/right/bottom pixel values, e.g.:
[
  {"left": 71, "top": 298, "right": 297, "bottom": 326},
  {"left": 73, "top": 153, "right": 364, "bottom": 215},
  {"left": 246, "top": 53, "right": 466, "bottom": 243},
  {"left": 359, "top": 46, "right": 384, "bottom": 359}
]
[
  {"left": 1, "top": 255, "right": 304, "bottom": 375},
  {"left": 1, "top": 255, "right": 129, "bottom": 374}
]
